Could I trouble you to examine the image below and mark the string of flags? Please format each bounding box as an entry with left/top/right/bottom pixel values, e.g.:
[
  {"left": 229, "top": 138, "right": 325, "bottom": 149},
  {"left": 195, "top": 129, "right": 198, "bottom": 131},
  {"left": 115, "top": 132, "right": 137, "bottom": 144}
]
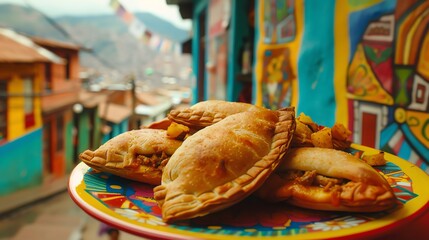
[{"left": 109, "top": 0, "right": 181, "bottom": 54}]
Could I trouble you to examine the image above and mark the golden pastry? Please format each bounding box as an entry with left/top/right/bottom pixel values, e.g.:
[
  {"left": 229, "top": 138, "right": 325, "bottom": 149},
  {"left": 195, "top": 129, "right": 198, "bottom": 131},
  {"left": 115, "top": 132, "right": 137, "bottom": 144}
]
[
  {"left": 167, "top": 100, "right": 269, "bottom": 129},
  {"left": 256, "top": 147, "right": 397, "bottom": 212},
  {"left": 154, "top": 107, "right": 296, "bottom": 222},
  {"left": 79, "top": 129, "right": 183, "bottom": 185}
]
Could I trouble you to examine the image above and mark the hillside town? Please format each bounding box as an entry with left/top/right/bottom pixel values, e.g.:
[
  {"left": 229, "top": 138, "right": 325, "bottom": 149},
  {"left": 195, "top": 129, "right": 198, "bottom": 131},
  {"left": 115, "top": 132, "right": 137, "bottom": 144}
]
[
  {"left": 0, "top": 1, "right": 192, "bottom": 239},
  {"left": 0, "top": 3, "right": 193, "bottom": 194}
]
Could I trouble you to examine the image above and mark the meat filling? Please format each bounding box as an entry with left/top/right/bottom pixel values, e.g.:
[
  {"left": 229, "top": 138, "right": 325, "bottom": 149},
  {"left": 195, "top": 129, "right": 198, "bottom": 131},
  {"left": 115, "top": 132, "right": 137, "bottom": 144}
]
[
  {"left": 282, "top": 170, "right": 346, "bottom": 189},
  {"left": 130, "top": 152, "right": 170, "bottom": 170}
]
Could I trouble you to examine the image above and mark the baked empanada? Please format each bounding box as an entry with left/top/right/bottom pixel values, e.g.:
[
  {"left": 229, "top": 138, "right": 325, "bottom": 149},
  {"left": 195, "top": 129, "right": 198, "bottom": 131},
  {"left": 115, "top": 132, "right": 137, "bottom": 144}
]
[
  {"left": 167, "top": 100, "right": 268, "bottom": 129},
  {"left": 79, "top": 129, "right": 183, "bottom": 185},
  {"left": 256, "top": 147, "right": 397, "bottom": 212},
  {"left": 153, "top": 107, "right": 296, "bottom": 222}
]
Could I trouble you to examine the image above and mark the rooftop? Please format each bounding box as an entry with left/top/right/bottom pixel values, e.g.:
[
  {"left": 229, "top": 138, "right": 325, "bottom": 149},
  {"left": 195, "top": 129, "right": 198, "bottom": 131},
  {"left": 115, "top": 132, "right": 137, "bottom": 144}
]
[
  {"left": 0, "top": 28, "right": 63, "bottom": 64},
  {"left": 31, "top": 36, "right": 81, "bottom": 51}
]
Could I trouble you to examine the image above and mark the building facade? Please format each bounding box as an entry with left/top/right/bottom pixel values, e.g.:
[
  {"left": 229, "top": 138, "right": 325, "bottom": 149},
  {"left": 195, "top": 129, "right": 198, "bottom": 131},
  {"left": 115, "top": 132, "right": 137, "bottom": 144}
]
[
  {"left": 0, "top": 29, "right": 58, "bottom": 194},
  {"left": 32, "top": 37, "right": 82, "bottom": 177}
]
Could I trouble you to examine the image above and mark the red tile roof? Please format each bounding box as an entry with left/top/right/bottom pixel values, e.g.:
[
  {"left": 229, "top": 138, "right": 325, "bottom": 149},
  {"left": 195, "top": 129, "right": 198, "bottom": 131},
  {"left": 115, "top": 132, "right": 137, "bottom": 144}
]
[
  {"left": 0, "top": 34, "right": 52, "bottom": 63},
  {"left": 0, "top": 28, "right": 63, "bottom": 63}
]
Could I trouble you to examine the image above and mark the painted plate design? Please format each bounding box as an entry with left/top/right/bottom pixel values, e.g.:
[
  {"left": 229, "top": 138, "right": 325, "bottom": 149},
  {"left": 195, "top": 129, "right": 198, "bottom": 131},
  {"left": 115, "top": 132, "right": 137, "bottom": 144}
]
[{"left": 68, "top": 144, "right": 429, "bottom": 239}]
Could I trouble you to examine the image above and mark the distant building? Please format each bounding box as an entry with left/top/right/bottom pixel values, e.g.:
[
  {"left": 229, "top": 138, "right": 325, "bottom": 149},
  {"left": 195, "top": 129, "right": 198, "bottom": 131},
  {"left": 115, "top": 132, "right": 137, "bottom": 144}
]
[
  {"left": 31, "top": 36, "right": 82, "bottom": 178},
  {"left": 76, "top": 89, "right": 132, "bottom": 154},
  {"left": 0, "top": 28, "right": 80, "bottom": 195}
]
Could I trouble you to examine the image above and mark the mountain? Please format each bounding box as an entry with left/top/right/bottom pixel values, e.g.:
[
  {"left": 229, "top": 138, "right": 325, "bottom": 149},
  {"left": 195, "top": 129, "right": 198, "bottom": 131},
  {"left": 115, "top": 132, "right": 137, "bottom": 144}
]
[
  {"left": 0, "top": 4, "right": 71, "bottom": 42},
  {"left": 56, "top": 13, "right": 190, "bottom": 43},
  {"left": 0, "top": 3, "right": 192, "bottom": 85},
  {"left": 0, "top": 4, "right": 189, "bottom": 43}
]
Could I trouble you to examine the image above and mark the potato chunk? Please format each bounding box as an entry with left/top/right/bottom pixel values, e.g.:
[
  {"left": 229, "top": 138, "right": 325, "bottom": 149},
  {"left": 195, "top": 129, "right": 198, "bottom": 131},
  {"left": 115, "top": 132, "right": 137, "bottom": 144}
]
[
  {"left": 311, "top": 127, "right": 333, "bottom": 148},
  {"left": 167, "top": 122, "right": 190, "bottom": 140}
]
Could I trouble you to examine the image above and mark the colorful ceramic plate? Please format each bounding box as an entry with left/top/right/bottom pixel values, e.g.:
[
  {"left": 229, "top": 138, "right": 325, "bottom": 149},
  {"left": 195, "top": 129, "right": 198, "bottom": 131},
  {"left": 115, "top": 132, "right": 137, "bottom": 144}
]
[{"left": 69, "top": 144, "right": 429, "bottom": 239}]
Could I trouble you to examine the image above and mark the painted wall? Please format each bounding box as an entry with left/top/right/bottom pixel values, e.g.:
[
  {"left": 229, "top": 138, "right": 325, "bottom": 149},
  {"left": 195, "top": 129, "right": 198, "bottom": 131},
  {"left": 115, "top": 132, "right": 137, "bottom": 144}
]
[
  {"left": 92, "top": 110, "right": 102, "bottom": 150},
  {"left": 254, "top": 0, "right": 429, "bottom": 172},
  {"left": 65, "top": 118, "right": 74, "bottom": 172},
  {"left": 101, "top": 119, "right": 130, "bottom": 144},
  {"left": 0, "top": 63, "right": 45, "bottom": 195},
  {"left": 191, "top": 0, "right": 210, "bottom": 104},
  {"left": 228, "top": 0, "right": 255, "bottom": 103},
  {"left": 75, "top": 107, "right": 129, "bottom": 157},
  {"left": 0, "top": 129, "right": 43, "bottom": 195},
  {"left": 77, "top": 109, "right": 91, "bottom": 155},
  {"left": 62, "top": 110, "right": 74, "bottom": 173},
  {"left": 0, "top": 63, "right": 44, "bottom": 141},
  {"left": 73, "top": 107, "right": 102, "bottom": 164}
]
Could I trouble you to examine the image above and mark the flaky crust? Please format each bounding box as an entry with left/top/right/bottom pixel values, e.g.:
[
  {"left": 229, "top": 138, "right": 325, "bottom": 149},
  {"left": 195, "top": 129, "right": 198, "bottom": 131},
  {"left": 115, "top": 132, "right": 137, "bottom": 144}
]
[
  {"left": 79, "top": 129, "right": 183, "bottom": 185},
  {"left": 257, "top": 147, "right": 397, "bottom": 212},
  {"left": 154, "top": 107, "right": 295, "bottom": 222},
  {"left": 167, "top": 100, "right": 268, "bottom": 129}
]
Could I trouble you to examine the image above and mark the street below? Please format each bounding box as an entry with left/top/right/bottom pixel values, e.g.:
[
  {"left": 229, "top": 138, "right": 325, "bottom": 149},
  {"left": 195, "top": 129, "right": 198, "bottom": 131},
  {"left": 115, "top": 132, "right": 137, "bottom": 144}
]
[{"left": 0, "top": 191, "right": 145, "bottom": 240}]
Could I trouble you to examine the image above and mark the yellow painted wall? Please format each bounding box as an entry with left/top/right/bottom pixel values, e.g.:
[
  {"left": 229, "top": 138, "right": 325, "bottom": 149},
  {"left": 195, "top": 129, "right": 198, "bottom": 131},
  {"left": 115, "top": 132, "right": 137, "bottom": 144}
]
[
  {"left": 33, "top": 65, "right": 43, "bottom": 128},
  {"left": 8, "top": 76, "right": 25, "bottom": 139},
  {"left": 0, "top": 63, "right": 43, "bottom": 141}
]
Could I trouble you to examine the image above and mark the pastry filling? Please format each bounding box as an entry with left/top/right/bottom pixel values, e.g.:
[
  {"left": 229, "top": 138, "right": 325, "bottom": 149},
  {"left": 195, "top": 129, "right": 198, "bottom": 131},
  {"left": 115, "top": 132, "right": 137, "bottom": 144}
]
[
  {"left": 130, "top": 152, "right": 170, "bottom": 169},
  {"left": 282, "top": 170, "right": 347, "bottom": 189}
]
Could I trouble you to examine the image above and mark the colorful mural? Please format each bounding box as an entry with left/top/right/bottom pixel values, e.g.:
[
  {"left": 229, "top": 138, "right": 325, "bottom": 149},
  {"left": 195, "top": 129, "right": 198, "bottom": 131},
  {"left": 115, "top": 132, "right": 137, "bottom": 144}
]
[
  {"left": 255, "top": 0, "right": 429, "bottom": 173},
  {"left": 347, "top": 0, "right": 429, "bottom": 172},
  {"left": 261, "top": 47, "right": 295, "bottom": 109},
  {"left": 256, "top": 0, "right": 301, "bottom": 111},
  {"left": 263, "top": 0, "right": 296, "bottom": 44}
]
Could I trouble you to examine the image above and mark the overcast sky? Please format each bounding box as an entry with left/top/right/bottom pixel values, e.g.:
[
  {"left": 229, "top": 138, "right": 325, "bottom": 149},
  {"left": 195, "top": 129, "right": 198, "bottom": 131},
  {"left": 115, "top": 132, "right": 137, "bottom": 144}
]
[{"left": 0, "top": 0, "right": 191, "bottom": 30}]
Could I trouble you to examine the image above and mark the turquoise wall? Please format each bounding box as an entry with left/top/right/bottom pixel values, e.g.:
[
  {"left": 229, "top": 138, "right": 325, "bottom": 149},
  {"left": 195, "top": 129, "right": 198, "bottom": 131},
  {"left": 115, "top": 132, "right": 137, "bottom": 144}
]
[
  {"left": 296, "top": 0, "right": 336, "bottom": 127},
  {"left": 92, "top": 110, "right": 102, "bottom": 148},
  {"left": 77, "top": 110, "right": 91, "bottom": 155},
  {"left": 65, "top": 119, "right": 74, "bottom": 172},
  {"left": 0, "top": 129, "right": 43, "bottom": 195},
  {"left": 191, "top": 0, "right": 209, "bottom": 104},
  {"left": 227, "top": 0, "right": 251, "bottom": 102},
  {"left": 101, "top": 119, "right": 130, "bottom": 144}
]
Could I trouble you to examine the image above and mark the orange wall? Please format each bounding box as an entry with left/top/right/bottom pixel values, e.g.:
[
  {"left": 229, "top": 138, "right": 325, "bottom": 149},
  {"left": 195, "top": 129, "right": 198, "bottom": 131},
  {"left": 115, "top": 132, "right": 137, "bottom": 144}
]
[{"left": 41, "top": 48, "right": 81, "bottom": 113}]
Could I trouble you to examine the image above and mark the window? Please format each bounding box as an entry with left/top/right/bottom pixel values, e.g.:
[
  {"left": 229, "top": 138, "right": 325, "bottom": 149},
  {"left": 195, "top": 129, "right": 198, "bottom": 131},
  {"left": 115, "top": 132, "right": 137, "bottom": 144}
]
[
  {"left": 0, "top": 81, "right": 7, "bottom": 141},
  {"left": 23, "top": 76, "right": 35, "bottom": 129}
]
